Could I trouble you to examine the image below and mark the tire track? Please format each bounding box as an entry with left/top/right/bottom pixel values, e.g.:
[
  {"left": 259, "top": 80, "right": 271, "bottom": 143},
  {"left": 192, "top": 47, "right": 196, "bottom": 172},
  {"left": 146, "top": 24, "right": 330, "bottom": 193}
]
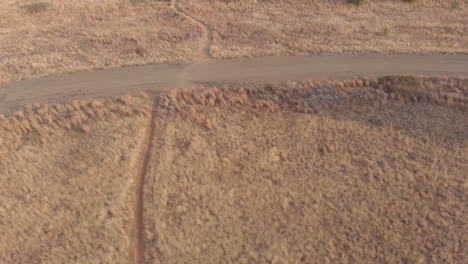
[
  {"left": 134, "top": 97, "right": 157, "bottom": 264},
  {"left": 171, "top": 0, "right": 213, "bottom": 60},
  {"left": 0, "top": 85, "right": 6, "bottom": 103}
]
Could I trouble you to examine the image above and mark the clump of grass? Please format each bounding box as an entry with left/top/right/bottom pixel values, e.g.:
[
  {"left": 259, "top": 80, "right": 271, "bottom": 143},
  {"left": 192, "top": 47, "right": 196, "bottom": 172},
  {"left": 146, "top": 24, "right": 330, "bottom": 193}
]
[
  {"left": 383, "top": 27, "right": 391, "bottom": 36},
  {"left": 348, "top": 0, "right": 365, "bottom": 6},
  {"left": 130, "top": 0, "right": 171, "bottom": 5},
  {"left": 136, "top": 46, "right": 149, "bottom": 57},
  {"left": 451, "top": 2, "right": 461, "bottom": 10},
  {"left": 21, "top": 2, "right": 52, "bottom": 13}
]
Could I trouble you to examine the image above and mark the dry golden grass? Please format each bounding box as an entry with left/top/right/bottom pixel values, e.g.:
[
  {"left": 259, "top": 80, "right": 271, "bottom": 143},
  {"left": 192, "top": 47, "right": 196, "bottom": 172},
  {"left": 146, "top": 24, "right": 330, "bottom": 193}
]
[
  {"left": 144, "top": 77, "right": 467, "bottom": 263},
  {"left": 179, "top": 0, "right": 468, "bottom": 58},
  {"left": 0, "top": 0, "right": 203, "bottom": 84},
  {"left": 0, "top": 95, "right": 151, "bottom": 263}
]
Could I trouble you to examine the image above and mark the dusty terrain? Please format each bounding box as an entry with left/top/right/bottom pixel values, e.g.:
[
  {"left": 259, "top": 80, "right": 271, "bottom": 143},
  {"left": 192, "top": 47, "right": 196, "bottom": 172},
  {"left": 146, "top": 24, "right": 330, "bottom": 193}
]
[
  {"left": 1, "top": 0, "right": 467, "bottom": 84},
  {"left": 144, "top": 77, "right": 467, "bottom": 263},
  {"left": 3, "top": 54, "right": 468, "bottom": 114},
  {"left": 180, "top": 0, "right": 468, "bottom": 58},
  {"left": 0, "top": 0, "right": 203, "bottom": 84},
  {"left": 1, "top": 1, "right": 467, "bottom": 263},
  {"left": 1, "top": 76, "right": 467, "bottom": 263},
  {"left": 0, "top": 96, "right": 151, "bottom": 263}
]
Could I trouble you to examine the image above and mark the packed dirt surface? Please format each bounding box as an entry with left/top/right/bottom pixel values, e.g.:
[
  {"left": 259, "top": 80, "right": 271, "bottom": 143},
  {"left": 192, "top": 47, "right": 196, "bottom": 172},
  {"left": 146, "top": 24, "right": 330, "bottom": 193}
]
[
  {"left": 1, "top": 76, "right": 467, "bottom": 263},
  {"left": 144, "top": 76, "right": 467, "bottom": 263},
  {"left": 0, "top": 96, "right": 151, "bottom": 263},
  {"left": 2, "top": 54, "right": 468, "bottom": 114},
  {"left": 1, "top": 0, "right": 467, "bottom": 84},
  {"left": 176, "top": 0, "right": 468, "bottom": 58}
]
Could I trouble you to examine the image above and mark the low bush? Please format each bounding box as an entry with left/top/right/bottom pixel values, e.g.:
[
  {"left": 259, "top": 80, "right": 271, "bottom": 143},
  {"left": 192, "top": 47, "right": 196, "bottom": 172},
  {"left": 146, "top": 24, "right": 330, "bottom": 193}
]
[
  {"left": 21, "top": 2, "right": 52, "bottom": 13},
  {"left": 348, "top": 0, "right": 365, "bottom": 6}
]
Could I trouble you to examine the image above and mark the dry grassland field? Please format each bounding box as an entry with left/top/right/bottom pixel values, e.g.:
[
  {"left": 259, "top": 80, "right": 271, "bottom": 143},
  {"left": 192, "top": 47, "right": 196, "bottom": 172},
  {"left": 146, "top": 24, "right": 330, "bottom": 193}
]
[
  {"left": 142, "top": 76, "right": 468, "bottom": 263},
  {"left": 0, "top": 96, "right": 151, "bottom": 263},
  {"left": 1, "top": 1, "right": 468, "bottom": 263},
  {"left": 180, "top": 0, "right": 468, "bottom": 58},
  {"left": 0, "top": 0, "right": 204, "bottom": 84},
  {"left": 1, "top": 0, "right": 467, "bottom": 83},
  {"left": 0, "top": 77, "right": 467, "bottom": 263}
]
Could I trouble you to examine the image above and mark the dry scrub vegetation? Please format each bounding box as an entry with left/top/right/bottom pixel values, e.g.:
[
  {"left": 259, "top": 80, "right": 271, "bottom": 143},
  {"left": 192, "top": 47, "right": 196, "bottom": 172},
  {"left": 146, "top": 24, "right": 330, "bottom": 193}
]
[
  {"left": 1, "top": 0, "right": 467, "bottom": 84},
  {"left": 0, "top": 0, "right": 203, "bottom": 84},
  {"left": 180, "top": 0, "right": 467, "bottom": 58},
  {"left": 0, "top": 77, "right": 467, "bottom": 263},
  {"left": 144, "top": 76, "right": 467, "bottom": 263},
  {"left": 0, "top": 95, "right": 151, "bottom": 263}
]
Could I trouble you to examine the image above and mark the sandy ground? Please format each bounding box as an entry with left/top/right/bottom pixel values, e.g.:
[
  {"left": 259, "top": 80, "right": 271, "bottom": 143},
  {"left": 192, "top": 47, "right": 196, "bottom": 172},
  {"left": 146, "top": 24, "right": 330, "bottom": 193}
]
[
  {"left": 144, "top": 77, "right": 467, "bottom": 263},
  {"left": 0, "top": 96, "right": 150, "bottom": 263},
  {"left": 1, "top": 0, "right": 466, "bottom": 84},
  {"left": 180, "top": 0, "right": 468, "bottom": 58}
]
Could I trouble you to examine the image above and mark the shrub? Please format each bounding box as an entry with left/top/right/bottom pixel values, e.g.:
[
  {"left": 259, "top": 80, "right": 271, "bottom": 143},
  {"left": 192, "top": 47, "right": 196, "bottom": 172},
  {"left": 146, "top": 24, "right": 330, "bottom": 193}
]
[
  {"left": 21, "top": 2, "right": 52, "bottom": 13},
  {"left": 383, "top": 27, "right": 391, "bottom": 36},
  {"left": 348, "top": 0, "right": 365, "bottom": 5},
  {"left": 451, "top": 2, "right": 461, "bottom": 10}
]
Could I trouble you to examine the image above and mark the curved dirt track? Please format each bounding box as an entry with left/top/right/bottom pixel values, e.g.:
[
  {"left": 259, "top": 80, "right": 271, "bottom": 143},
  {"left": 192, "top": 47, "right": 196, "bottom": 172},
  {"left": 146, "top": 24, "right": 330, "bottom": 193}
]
[
  {"left": 0, "top": 54, "right": 467, "bottom": 113},
  {"left": 171, "top": 0, "right": 213, "bottom": 60}
]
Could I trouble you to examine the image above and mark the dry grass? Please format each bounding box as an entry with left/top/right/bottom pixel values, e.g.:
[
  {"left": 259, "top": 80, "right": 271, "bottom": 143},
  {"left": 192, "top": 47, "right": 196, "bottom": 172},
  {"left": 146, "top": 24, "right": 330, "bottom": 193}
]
[
  {"left": 0, "top": 95, "right": 151, "bottom": 263},
  {"left": 0, "top": 93, "right": 151, "bottom": 149},
  {"left": 144, "top": 77, "right": 467, "bottom": 263},
  {"left": 179, "top": 0, "right": 468, "bottom": 58},
  {"left": 0, "top": 0, "right": 204, "bottom": 84},
  {"left": 1, "top": 0, "right": 467, "bottom": 84},
  {"left": 1, "top": 77, "right": 467, "bottom": 263}
]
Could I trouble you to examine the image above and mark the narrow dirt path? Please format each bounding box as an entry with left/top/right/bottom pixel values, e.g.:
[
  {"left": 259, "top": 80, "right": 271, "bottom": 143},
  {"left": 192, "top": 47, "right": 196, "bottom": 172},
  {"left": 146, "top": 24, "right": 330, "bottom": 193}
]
[
  {"left": 171, "top": 0, "right": 213, "bottom": 60},
  {"left": 134, "top": 98, "right": 157, "bottom": 264},
  {"left": 0, "top": 85, "right": 6, "bottom": 103}
]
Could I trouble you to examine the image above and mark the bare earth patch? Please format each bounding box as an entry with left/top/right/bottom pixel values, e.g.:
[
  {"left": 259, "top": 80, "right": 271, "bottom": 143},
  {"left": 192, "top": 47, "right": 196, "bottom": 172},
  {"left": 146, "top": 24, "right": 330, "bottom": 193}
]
[{"left": 144, "top": 77, "right": 467, "bottom": 263}]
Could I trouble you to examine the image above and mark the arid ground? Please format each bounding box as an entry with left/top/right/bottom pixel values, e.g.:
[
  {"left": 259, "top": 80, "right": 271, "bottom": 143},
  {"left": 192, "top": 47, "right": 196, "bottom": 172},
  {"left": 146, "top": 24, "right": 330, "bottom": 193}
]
[
  {"left": 1, "top": 77, "right": 467, "bottom": 263},
  {"left": 1, "top": 0, "right": 467, "bottom": 263},
  {"left": 0, "top": 0, "right": 203, "bottom": 84},
  {"left": 1, "top": 0, "right": 466, "bottom": 83},
  {"left": 0, "top": 96, "right": 151, "bottom": 263},
  {"left": 180, "top": 0, "right": 468, "bottom": 58},
  {"left": 143, "top": 76, "right": 468, "bottom": 263}
]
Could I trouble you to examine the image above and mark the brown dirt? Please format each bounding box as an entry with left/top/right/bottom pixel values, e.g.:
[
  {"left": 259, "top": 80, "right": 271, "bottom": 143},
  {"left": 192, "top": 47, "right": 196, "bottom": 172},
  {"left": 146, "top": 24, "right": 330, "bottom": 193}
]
[
  {"left": 134, "top": 105, "right": 156, "bottom": 264},
  {"left": 143, "top": 77, "right": 467, "bottom": 263},
  {"left": 3, "top": 54, "right": 468, "bottom": 115}
]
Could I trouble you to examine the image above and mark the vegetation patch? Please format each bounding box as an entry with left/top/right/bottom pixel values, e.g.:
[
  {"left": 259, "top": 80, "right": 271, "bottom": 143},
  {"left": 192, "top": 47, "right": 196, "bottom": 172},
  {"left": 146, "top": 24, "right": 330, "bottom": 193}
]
[{"left": 21, "top": 2, "right": 52, "bottom": 13}]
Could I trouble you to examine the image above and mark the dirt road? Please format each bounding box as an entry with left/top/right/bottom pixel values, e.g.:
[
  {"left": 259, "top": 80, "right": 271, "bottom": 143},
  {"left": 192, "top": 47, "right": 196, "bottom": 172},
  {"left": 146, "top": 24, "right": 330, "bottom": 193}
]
[{"left": 1, "top": 54, "right": 467, "bottom": 113}]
